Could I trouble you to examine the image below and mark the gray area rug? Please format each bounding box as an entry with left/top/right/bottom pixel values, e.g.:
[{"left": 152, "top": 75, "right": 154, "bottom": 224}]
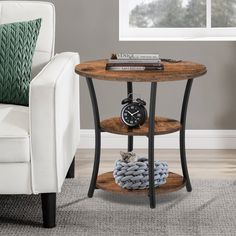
[{"left": 0, "top": 178, "right": 236, "bottom": 236}]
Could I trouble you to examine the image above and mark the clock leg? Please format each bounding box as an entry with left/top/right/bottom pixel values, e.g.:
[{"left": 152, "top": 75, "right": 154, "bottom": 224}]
[
  {"left": 86, "top": 77, "right": 101, "bottom": 198},
  {"left": 127, "top": 82, "right": 134, "bottom": 152},
  {"left": 180, "top": 79, "right": 193, "bottom": 192},
  {"left": 148, "top": 82, "right": 157, "bottom": 209}
]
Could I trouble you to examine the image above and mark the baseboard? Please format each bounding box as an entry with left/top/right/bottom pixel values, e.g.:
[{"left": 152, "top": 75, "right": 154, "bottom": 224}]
[{"left": 78, "top": 129, "right": 236, "bottom": 149}]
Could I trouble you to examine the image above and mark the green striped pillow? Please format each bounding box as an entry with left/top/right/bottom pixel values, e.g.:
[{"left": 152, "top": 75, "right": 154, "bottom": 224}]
[{"left": 0, "top": 18, "right": 42, "bottom": 106}]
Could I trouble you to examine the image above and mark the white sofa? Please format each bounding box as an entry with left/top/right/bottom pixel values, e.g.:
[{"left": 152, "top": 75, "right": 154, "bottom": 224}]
[{"left": 0, "top": 1, "right": 80, "bottom": 228}]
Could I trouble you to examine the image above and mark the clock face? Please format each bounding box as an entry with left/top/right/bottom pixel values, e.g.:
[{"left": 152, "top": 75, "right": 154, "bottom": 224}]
[{"left": 121, "top": 103, "right": 146, "bottom": 127}]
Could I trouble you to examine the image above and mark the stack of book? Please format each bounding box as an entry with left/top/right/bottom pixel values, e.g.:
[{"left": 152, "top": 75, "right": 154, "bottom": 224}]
[{"left": 106, "top": 53, "right": 164, "bottom": 71}]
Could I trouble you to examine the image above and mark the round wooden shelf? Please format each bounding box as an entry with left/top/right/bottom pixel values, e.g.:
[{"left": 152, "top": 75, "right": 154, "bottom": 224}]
[
  {"left": 100, "top": 116, "right": 181, "bottom": 136},
  {"left": 96, "top": 172, "right": 186, "bottom": 195},
  {"left": 75, "top": 59, "right": 207, "bottom": 82}
]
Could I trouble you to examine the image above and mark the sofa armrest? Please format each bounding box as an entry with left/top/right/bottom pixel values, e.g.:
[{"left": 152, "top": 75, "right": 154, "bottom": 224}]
[{"left": 30, "top": 52, "right": 80, "bottom": 194}]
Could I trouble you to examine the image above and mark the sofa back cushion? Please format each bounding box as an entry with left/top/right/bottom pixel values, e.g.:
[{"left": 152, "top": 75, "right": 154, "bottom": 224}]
[{"left": 0, "top": 2, "right": 55, "bottom": 77}]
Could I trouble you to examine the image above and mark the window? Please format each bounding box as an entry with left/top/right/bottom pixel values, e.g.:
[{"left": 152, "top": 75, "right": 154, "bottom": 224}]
[{"left": 119, "top": 0, "right": 236, "bottom": 41}]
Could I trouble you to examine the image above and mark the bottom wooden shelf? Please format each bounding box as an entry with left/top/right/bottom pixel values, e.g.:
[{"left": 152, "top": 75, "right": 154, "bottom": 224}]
[{"left": 96, "top": 172, "right": 186, "bottom": 195}]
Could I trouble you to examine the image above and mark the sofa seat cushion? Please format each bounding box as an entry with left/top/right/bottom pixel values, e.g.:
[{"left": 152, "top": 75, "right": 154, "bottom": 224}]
[{"left": 0, "top": 104, "right": 29, "bottom": 162}]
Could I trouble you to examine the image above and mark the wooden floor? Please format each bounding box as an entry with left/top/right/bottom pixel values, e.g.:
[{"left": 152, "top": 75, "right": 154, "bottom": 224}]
[{"left": 76, "top": 149, "right": 236, "bottom": 179}]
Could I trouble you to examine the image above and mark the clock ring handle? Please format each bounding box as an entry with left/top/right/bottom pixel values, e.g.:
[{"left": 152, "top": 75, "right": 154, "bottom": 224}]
[{"left": 127, "top": 92, "right": 142, "bottom": 100}]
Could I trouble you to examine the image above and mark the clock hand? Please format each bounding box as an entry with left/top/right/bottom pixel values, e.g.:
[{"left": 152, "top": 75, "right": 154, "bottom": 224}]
[
  {"left": 132, "top": 111, "right": 139, "bottom": 116},
  {"left": 127, "top": 111, "right": 133, "bottom": 116},
  {"left": 127, "top": 111, "right": 137, "bottom": 120}
]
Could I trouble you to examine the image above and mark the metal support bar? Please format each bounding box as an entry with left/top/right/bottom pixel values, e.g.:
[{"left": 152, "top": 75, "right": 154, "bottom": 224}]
[
  {"left": 127, "top": 82, "right": 133, "bottom": 152},
  {"left": 148, "top": 82, "right": 157, "bottom": 208},
  {"left": 180, "top": 79, "right": 193, "bottom": 192},
  {"left": 86, "top": 77, "right": 101, "bottom": 198}
]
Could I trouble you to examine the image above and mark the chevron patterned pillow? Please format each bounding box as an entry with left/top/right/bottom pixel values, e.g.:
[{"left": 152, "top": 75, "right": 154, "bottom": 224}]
[{"left": 0, "top": 18, "right": 41, "bottom": 106}]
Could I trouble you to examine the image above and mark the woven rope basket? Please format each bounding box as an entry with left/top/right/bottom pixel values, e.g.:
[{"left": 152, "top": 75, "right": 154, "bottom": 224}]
[{"left": 113, "top": 157, "right": 169, "bottom": 190}]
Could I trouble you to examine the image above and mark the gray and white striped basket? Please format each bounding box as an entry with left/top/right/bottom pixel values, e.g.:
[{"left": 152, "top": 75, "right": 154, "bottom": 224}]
[{"left": 113, "top": 157, "right": 169, "bottom": 190}]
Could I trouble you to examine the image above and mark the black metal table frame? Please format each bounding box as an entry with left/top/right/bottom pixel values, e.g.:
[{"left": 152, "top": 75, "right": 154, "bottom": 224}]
[{"left": 86, "top": 77, "right": 193, "bottom": 209}]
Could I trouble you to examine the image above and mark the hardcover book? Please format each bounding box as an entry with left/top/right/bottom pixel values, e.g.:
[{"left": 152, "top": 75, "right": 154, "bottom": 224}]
[
  {"left": 106, "top": 66, "right": 164, "bottom": 71},
  {"left": 111, "top": 53, "right": 160, "bottom": 60},
  {"left": 108, "top": 59, "right": 161, "bottom": 64},
  {"left": 106, "top": 63, "right": 163, "bottom": 67},
  {"left": 106, "top": 53, "right": 164, "bottom": 71}
]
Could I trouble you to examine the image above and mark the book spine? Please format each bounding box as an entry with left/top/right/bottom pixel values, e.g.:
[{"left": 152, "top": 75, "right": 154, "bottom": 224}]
[
  {"left": 107, "top": 63, "right": 163, "bottom": 67},
  {"left": 106, "top": 66, "right": 164, "bottom": 71},
  {"left": 116, "top": 53, "right": 160, "bottom": 60},
  {"left": 108, "top": 59, "right": 161, "bottom": 64}
]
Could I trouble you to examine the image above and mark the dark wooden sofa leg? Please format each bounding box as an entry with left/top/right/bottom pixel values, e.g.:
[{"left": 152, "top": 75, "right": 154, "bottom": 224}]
[
  {"left": 41, "top": 193, "right": 56, "bottom": 228},
  {"left": 66, "top": 156, "right": 75, "bottom": 179}
]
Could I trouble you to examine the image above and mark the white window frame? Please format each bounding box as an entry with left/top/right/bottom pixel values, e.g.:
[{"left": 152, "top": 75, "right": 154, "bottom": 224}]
[{"left": 119, "top": 0, "right": 236, "bottom": 41}]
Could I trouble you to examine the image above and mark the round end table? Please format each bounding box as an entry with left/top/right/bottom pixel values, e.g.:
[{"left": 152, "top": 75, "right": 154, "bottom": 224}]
[{"left": 75, "top": 59, "right": 207, "bottom": 209}]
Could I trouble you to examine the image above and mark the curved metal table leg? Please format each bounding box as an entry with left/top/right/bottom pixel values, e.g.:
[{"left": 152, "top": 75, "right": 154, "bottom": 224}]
[
  {"left": 127, "top": 82, "right": 133, "bottom": 152},
  {"left": 86, "top": 77, "right": 101, "bottom": 198},
  {"left": 180, "top": 79, "right": 193, "bottom": 192},
  {"left": 148, "top": 82, "right": 157, "bottom": 208}
]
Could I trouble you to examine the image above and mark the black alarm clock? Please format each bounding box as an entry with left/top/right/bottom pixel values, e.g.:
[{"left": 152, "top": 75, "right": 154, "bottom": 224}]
[{"left": 120, "top": 96, "right": 147, "bottom": 128}]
